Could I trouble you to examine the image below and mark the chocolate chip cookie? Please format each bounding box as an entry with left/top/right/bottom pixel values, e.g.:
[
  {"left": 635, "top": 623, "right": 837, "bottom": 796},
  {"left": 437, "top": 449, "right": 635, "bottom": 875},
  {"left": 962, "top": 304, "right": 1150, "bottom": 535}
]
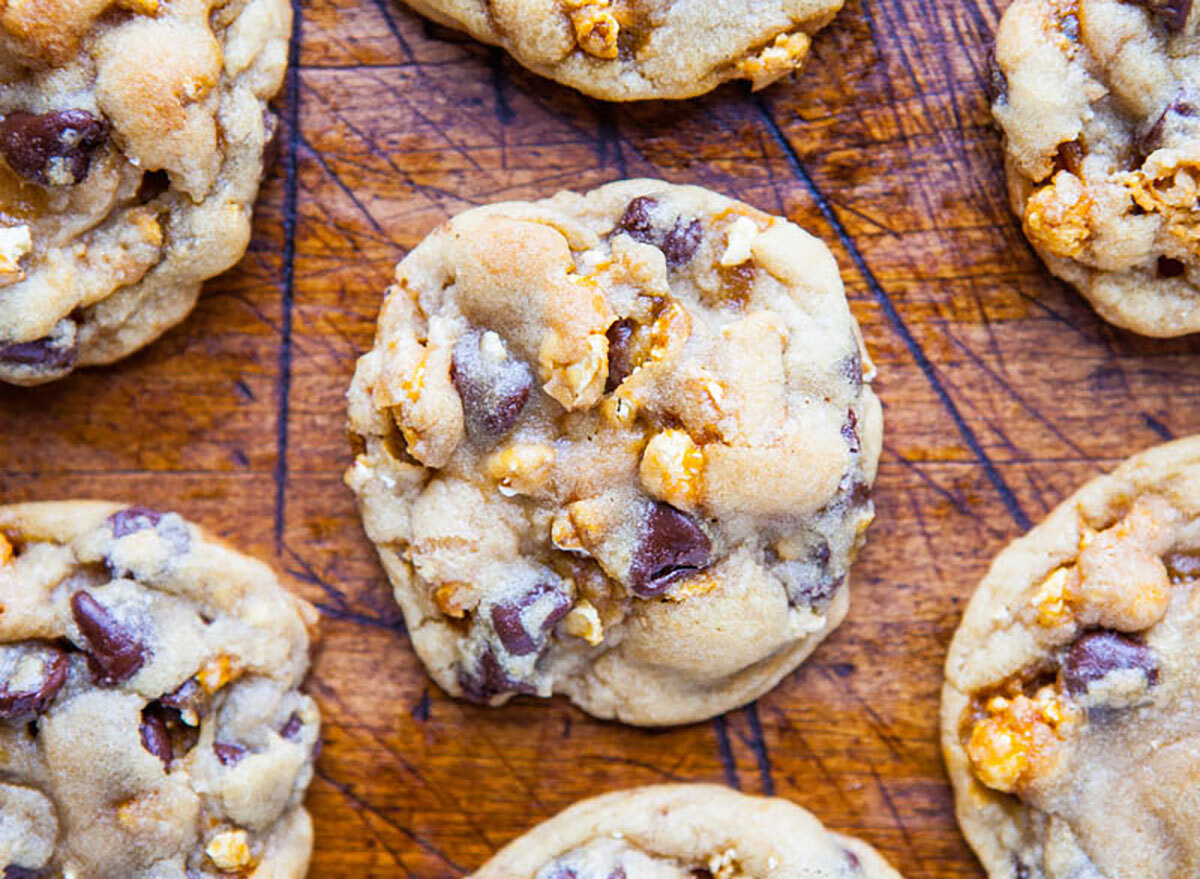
[
  {"left": 0, "top": 501, "right": 320, "bottom": 878},
  {"left": 399, "top": 0, "right": 844, "bottom": 100},
  {"left": 470, "top": 784, "right": 903, "bottom": 879},
  {"left": 941, "top": 437, "right": 1200, "bottom": 879},
  {"left": 346, "top": 179, "right": 882, "bottom": 726},
  {"left": 990, "top": 0, "right": 1200, "bottom": 336},
  {"left": 0, "top": 0, "right": 291, "bottom": 384}
]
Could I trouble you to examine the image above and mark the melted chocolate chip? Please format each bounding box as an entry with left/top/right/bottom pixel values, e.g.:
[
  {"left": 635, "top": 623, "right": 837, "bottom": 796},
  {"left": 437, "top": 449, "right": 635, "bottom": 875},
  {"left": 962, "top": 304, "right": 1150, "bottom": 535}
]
[
  {"left": 4, "top": 868, "right": 50, "bottom": 879},
  {"left": 628, "top": 503, "right": 712, "bottom": 598},
  {"left": 985, "top": 50, "right": 1007, "bottom": 104},
  {"left": 0, "top": 644, "right": 68, "bottom": 719},
  {"left": 451, "top": 331, "right": 533, "bottom": 441},
  {"left": 0, "top": 110, "right": 107, "bottom": 185},
  {"left": 1157, "top": 256, "right": 1186, "bottom": 279},
  {"left": 109, "top": 506, "right": 163, "bottom": 538},
  {"left": 490, "top": 583, "right": 571, "bottom": 657},
  {"left": 160, "top": 676, "right": 210, "bottom": 721},
  {"left": 605, "top": 318, "right": 636, "bottom": 392},
  {"left": 280, "top": 711, "right": 303, "bottom": 740},
  {"left": 213, "top": 742, "right": 248, "bottom": 766},
  {"left": 139, "top": 704, "right": 172, "bottom": 768},
  {"left": 842, "top": 409, "right": 860, "bottom": 454},
  {"left": 104, "top": 507, "right": 190, "bottom": 577},
  {"left": 0, "top": 336, "right": 77, "bottom": 372},
  {"left": 1064, "top": 629, "right": 1158, "bottom": 695},
  {"left": 1130, "top": 0, "right": 1193, "bottom": 30},
  {"left": 458, "top": 648, "right": 536, "bottom": 703},
  {"left": 613, "top": 196, "right": 704, "bottom": 268},
  {"left": 69, "top": 591, "right": 147, "bottom": 685}
]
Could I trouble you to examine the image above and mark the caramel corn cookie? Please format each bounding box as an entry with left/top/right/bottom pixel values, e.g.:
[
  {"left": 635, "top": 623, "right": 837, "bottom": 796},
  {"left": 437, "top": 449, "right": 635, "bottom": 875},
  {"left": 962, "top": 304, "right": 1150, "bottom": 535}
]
[
  {"left": 346, "top": 179, "right": 882, "bottom": 726},
  {"left": 0, "top": 0, "right": 291, "bottom": 384},
  {"left": 0, "top": 501, "right": 320, "bottom": 879},
  {"left": 942, "top": 436, "right": 1200, "bottom": 879},
  {"left": 397, "top": 0, "right": 844, "bottom": 100},
  {"left": 470, "top": 784, "right": 904, "bottom": 879},
  {"left": 990, "top": 0, "right": 1200, "bottom": 335}
]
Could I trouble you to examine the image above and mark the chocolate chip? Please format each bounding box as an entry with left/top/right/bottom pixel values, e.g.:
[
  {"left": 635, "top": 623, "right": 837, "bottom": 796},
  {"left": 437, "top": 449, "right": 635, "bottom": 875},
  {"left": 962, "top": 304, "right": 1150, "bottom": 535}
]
[
  {"left": 1064, "top": 629, "right": 1158, "bottom": 695},
  {"left": 139, "top": 704, "right": 172, "bottom": 768},
  {"left": 69, "top": 591, "right": 147, "bottom": 685},
  {"left": 109, "top": 506, "right": 163, "bottom": 538},
  {"left": 628, "top": 503, "right": 712, "bottom": 598},
  {"left": 451, "top": 331, "right": 533, "bottom": 442},
  {"left": 4, "top": 868, "right": 49, "bottom": 879},
  {"left": 490, "top": 583, "right": 572, "bottom": 657},
  {"left": 0, "top": 643, "right": 68, "bottom": 719},
  {"left": 613, "top": 196, "right": 704, "bottom": 268},
  {"left": 605, "top": 318, "right": 637, "bottom": 392},
  {"left": 213, "top": 742, "right": 247, "bottom": 766},
  {"left": 845, "top": 849, "right": 862, "bottom": 871},
  {"left": 660, "top": 218, "right": 703, "bottom": 268},
  {"left": 985, "top": 49, "right": 1007, "bottom": 104},
  {"left": 458, "top": 648, "right": 536, "bottom": 703},
  {"left": 842, "top": 409, "right": 860, "bottom": 454},
  {"left": 1157, "top": 256, "right": 1186, "bottom": 278},
  {"left": 280, "top": 711, "right": 303, "bottom": 740},
  {"left": 0, "top": 109, "right": 107, "bottom": 185},
  {"left": 1165, "top": 549, "right": 1200, "bottom": 582},
  {"left": 1014, "top": 862, "right": 1031, "bottom": 879},
  {"left": 160, "top": 676, "right": 210, "bottom": 721},
  {"left": 1130, "top": 0, "right": 1193, "bottom": 30},
  {"left": 1053, "top": 140, "right": 1084, "bottom": 177},
  {"left": 0, "top": 336, "right": 77, "bottom": 372}
]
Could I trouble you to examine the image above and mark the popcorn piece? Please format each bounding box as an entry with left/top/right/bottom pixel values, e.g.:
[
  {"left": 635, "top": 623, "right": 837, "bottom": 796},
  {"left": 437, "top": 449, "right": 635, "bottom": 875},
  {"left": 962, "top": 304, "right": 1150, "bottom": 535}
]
[
  {"left": 197, "top": 654, "right": 241, "bottom": 694},
  {"left": 967, "top": 686, "right": 1078, "bottom": 794},
  {"left": 0, "top": 224, "right": 32, "bottom": 287},
  {"left": 600, "top": 392, "right": 637, "bottom": 428},
  {"left": 206, "top": 829, "right": 252, "bottom": 872},
  {"left": 708, "top": 847, "right": 740, "bottom": 879},
  {"left": 565, "top": 0, "right": 619, "bottom": 59},
  {"left": 1024, "top": 170, "right": 1091, "bottom": 258},
  {"left": 564, "top": 600, "right": 603, "bottom": 645},
  {"left": 487, "top": 444, "right": 556, "bottom": 496},
  {"left": 639, "top": 429, "right": 703, "bottom": 510},
  {"left": 719, "top": 216, "right": 759, "bottom": 267},
  {"left": 1125, "top": 151, "right": 1200, "bottom": 255},
  {"left": 434, "top": 581, "right": 479, "bottom": 618},
  {"left": 551, "top": 511, "right": 588, "bottom": 555},
  {"left": 0, "top": 533, "right": 11, "bottom": 566},
  {"left": 648, "top": 300, "right": 691, "bottom": 363},
  {"left": 738, "top": 32, "right": 812, "bottom": 91},
  {"left": 1031, "top": 565, "right": 1077, "bottom": 628}
]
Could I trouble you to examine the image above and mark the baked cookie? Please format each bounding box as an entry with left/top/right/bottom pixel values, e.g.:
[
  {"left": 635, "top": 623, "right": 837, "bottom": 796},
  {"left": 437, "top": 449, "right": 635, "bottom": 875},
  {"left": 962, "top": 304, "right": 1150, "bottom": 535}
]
[
  {"left": 990, "top": 0, "right": 1200, "bottom": 336},
  {"left": 398, "top": 0, "right": 844, "bottom": 100},
  {"left": 0, "top": 501, "right": 320, "bottom": 879},
  {"left": 0, "top": 0, "right": 291, "bottom": 385},
  {"left": 346, "top": 178, "right": 882, "bottom": 726},
  {"left": 941, "top": 437, "right": 1200, "bottom": 879},
  {"left": 470, "top": 784, "right": 903, "bottom": 879}
]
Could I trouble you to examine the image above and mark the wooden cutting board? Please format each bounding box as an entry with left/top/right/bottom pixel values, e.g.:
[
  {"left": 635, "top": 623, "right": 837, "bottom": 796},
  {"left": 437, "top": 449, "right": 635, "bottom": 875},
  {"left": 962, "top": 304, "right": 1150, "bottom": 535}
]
[{"left": 4, "top": 0, "right": 1200, "bottom": 876}]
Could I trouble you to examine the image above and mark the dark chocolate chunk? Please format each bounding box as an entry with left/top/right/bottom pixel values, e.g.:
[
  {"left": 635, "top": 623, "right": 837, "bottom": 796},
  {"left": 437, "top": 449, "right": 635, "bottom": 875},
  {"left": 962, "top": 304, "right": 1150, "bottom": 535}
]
[
  {"left": 451, "top": 331, "right": 533, "bottom": 441},
  {"left": 1064, "top": 629, "right": 1158, "bottom": 695},
  {"left": 490, "top": 583, "right": 571, "bottom": 657},
  {"left": 108, "top": 506, "right": 163, "bottom": 538},
  {"left": 139, "top": 704, "right": 172, "bottom": 768},
  {"left": 458, "top": 648, "right": 537, "bottom": 703},
  {"left": 0, "top": 336, "right": 77, "bottom": 372},
  {"left": 0, "top": 643, "right": 68, "bottom": 719},
  {"left": 160, "top": 676, "right": 210, "bottom": 721},
  {"left": 104, "top": 507, "right": 190, "bottom": 577},
  {"left": 1130, "top": 0, "right": 1193, "bottom": 31},
  {"left": 660, "top": 218, "right": 703, "bottom": 268},
  {"left": 628, "top": 503, "right": 712, "bottom": 598},
  {"left": 605, "top": 318, "right": 637, "bottom": 392},
  {"left": 4, "top": 867, "right": 50, "bottom": 879},
  {"left": 213, "top": 742, "right": 248, "bottom": 766},
  {"left": 614, "top": 196, "right": 656, "bottom": 241},
  {"left": 613, "top": 196, "right": 704, "bottom": 268},
  {"left": 842, "top": 409, "right": 860, "bottom": 454},
  {"left": 69, "top": 591, "right": 147, "bottom": 685},
  {"left": 1053, "top": 140, "right": 1084, "bottom": 177},
  {"left": 0, "top": 109, "right": 107, "bottom": 185},
  {"left": 280, "top": 711, "right": 303, "bottom": 740}
]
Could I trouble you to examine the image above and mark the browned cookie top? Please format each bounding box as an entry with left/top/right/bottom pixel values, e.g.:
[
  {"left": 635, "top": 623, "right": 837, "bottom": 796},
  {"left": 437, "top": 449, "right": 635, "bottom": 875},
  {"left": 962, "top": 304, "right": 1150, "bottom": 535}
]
[{"left": 0, "top": 502, "right": 319, "bottom": 879}]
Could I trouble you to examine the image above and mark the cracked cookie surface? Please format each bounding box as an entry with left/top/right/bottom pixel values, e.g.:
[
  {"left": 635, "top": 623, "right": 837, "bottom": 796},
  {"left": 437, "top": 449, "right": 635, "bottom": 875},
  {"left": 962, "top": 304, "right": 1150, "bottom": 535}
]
[
  {"left": 941, "top": 437, "right": 1200, "bottom": 879},
  {"left": 990, "top": 0, "right": 1200, "bottom": 336},
  {"left": 469, "top": 784, "right": 903, "bottom": 879},
  {"left": 397, "top": 0, "right": 844, "bottom": 100},
  {"left": 0, "top": 501, "right": 320, "bottom": 879},
  {"left": 0, "top": 0, "right": 291, "bottom": 385},
  {"left": 346, "top": 178, "right": 882, "bottom": 726}
]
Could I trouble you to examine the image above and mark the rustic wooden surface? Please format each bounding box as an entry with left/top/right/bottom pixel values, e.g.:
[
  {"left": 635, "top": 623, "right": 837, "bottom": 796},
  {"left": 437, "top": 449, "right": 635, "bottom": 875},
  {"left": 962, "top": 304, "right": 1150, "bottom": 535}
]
[{"left": 5, "top": 1, "right": 1200, "bottom": 876}]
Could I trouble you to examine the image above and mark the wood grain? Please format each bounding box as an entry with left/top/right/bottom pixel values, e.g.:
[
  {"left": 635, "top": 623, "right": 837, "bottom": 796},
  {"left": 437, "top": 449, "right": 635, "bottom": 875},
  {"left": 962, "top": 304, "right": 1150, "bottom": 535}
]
[{"left": 4, "top": 1, "right": 1200, "bottom": 877}]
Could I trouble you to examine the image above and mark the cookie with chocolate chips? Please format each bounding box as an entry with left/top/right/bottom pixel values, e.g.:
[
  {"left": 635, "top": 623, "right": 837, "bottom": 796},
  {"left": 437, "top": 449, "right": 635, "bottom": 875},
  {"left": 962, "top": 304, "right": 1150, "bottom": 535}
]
[
  {"left": 0, "top": 501, "right": 320, "bottom": 879},
  {"left": 941, "top": 437, "right": 1200, "bottom": 879},
  {"left": 470, "top": 784, "right": 903, "bottom": 879},
  {"left": 346, "top": 179, "right": 882, "bottom": 726},
  {"left": 0, "top": 0, "right": 291, "bottom": 384},
  {"left": 397, "top": 0, "right": 844, "bottom": 100},
  {"left": 990, "top": 0, "right": 1200, "bottom": 336}
]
